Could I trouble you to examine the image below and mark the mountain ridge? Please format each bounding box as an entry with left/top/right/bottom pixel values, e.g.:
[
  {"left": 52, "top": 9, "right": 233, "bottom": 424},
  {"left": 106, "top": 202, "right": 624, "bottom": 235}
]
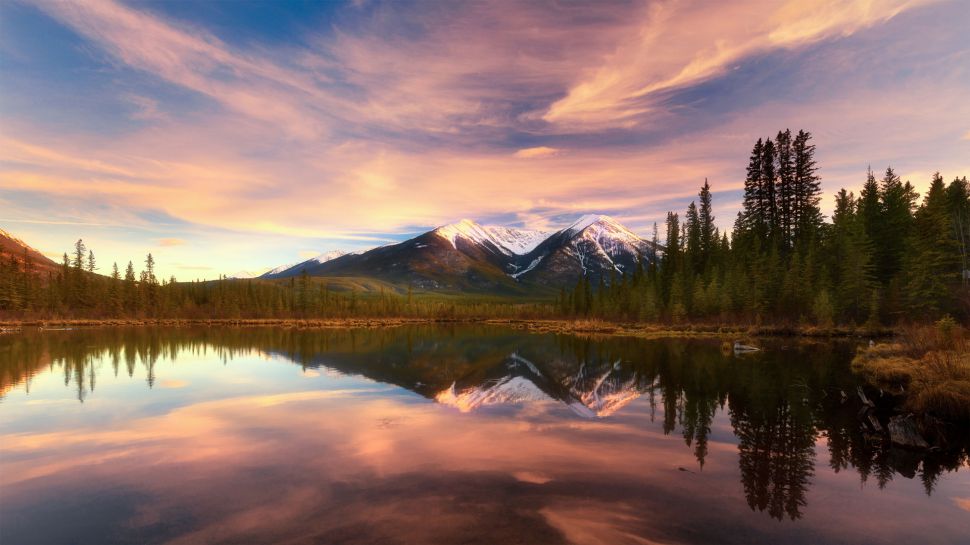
[{"left": 262, "top": 214, "right": 659, "bottom": 293}]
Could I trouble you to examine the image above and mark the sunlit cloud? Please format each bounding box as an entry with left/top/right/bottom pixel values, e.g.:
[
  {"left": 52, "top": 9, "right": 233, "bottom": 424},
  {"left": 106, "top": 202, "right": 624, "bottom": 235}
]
[
  {"left": 158, "top": 238, "right": 186, "bottom": 247},
  {"left": 514, "top": 146, "right": 561, "bottom": 159},
  {"left": 1, "top": 0, "right": 966, "bottom": 277},
  {"left": 541, "top": 0, "right": 935, "bottom": 129}
]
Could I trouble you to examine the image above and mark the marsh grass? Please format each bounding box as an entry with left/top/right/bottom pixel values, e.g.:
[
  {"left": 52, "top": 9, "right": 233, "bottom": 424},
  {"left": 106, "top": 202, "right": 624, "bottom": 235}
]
[{"left": 853, "top": 317, "right": 970, "bottom": 422}]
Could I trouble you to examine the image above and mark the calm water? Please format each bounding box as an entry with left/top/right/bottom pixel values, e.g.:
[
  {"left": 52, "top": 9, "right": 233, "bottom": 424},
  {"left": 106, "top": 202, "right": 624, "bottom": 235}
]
[{"left": 1, "top": 326, "right": 968, "bottom": 545}]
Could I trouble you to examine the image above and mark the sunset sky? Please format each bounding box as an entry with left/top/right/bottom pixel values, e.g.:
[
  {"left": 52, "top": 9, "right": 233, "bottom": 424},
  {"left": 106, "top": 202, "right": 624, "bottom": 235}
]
[{"left": 2, "top": 0, "right": 968, "bottom": 279}]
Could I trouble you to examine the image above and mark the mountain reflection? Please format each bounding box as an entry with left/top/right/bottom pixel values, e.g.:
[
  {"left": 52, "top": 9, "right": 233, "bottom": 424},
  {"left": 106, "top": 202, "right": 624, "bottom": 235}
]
[{"left": 2, "top": 325, "right": 968, "bottom": 525}]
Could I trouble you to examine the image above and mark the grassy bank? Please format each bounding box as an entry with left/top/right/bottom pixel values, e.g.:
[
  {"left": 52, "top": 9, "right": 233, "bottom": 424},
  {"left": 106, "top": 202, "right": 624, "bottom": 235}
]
[
  {"left": 852, "top": 317, "right": 970, "bottom": 422},
  {"left": 0, "top": 317, "right": 441, "bottom": 329},
  {"left": 496, "top": 319, "right": 893, "bottom": 339},
  {"left": 2, "top": 316, "right": 895, "bottom": 339}
]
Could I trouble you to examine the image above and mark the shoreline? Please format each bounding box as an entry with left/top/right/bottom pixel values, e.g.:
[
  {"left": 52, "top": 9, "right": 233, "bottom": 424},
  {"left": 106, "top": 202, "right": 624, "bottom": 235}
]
[{"left": 0, "top": 317, "right": 895, "bottom": 339}]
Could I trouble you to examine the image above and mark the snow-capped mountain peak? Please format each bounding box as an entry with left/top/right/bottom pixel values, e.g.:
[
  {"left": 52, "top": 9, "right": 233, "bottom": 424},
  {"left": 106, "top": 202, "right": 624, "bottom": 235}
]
[
  {"left": 565, "top": 214, "right": 638, "bottom": 241},
  {"left": 261, "top": 249, "right": 352, "bottom": 278},
  {"left": 435, "top": 219, "right": 496, "bottom": 250},
  {"left": 434, "top": 219, "right": 548, "bottom": 256},
  {"left": 482, "top": 225, "right": 548, "bottom": 255},
  {"left": 435, "top": 376, "right": 553, "bottom": 412},
  {"left": 310, "top": 250, "right": 347, "bottom": 264}
]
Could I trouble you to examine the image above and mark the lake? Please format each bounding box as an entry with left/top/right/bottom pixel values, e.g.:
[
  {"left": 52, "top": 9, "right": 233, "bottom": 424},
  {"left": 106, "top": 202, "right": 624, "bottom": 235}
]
[{"left": 1, "top": 325, "right": 968, "bottom": 544}]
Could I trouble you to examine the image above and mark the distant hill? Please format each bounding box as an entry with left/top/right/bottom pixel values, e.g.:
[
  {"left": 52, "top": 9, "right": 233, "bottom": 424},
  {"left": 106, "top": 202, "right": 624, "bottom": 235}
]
[{"left": 0, "top": 228, "right": 61, "bottom": 276}]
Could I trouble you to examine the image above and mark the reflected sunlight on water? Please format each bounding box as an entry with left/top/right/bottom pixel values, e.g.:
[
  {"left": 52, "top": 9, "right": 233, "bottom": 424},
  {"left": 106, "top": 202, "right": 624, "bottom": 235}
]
[{"left": 1, "top": 325, "right": 968, "bottom": 545}]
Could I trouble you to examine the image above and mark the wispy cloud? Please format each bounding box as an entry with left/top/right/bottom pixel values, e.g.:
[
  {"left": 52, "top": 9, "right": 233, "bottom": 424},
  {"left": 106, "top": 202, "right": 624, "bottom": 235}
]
[
  {"left": 541, "top": 0, "right": 935, "bottom": 129},
  {"left": 158, "top": 238, "right": 186, "bottom": 247},
  {"left": 514, "top": 147, "right": 561, "bottom": 159},
  {"left": 2, "top": 0, "right": 967, "bottom": 278}
]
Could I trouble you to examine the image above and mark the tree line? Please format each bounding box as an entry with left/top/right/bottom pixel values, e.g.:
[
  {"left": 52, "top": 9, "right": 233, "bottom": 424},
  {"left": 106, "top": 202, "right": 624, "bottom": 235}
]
[
  {"left": 0, "top": 239, "right": 549, "bottom": 319},
  {"left": 4, "top": 327, "right": 963, "bottom": 512},
  {"left": 2, "top": 128, "right": 967, "bottom": 325},
  {"left": 559, "top": 129, "right": 969, "bottom": 326}
]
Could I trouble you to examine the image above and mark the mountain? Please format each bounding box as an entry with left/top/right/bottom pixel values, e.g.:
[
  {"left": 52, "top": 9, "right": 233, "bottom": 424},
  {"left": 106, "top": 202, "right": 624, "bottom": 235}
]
[
  {"left": 265, "top": 226, "right": 528, "bottom": 293},
  {"left": 0, "top": 228, "right": 61, "bottom": 276},
  {"left": 260, "top": 250, "right": 351, "bottom": 278},
  {"left": 261, "top": 215, "right": 658, "bottom": 293},
  {"left": 435, "top": 220, "right": 547, "bottom": 257},
  {"left": 509, "top": 214, "right": 658, "bottom": 285},
  {"left": 434, "top": 352, "right": 645, "bottom": 418}
]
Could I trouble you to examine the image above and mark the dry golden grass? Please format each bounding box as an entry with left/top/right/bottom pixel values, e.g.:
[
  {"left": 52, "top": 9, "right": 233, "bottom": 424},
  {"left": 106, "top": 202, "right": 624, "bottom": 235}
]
[{"left": 853, "top": 319, "right": 970, "bottom": 422}]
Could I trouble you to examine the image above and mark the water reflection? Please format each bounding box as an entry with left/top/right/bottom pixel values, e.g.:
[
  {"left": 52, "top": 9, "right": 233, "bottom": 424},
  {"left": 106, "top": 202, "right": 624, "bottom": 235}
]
[{"left": 1, "top": 326, "right": 969, "bottom": 545}]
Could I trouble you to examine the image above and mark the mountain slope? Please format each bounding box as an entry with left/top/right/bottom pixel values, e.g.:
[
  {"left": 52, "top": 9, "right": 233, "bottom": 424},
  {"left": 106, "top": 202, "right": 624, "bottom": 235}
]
[
  {"left": 435, "top": 353, "right": 647, "bottom": 418},
  {"left": 261, "top": 250, "right": 351, "bottom": 279},
  {"left": 263, "top": 224, "right": 529, "bottom": 293},
  {"left": 0, "top": 228, "right": 61, "bottom": 276},
  {"left": 511, "top": 215, "right": 658, "bottom": 285},
  {"left": 261, "top": 215, "right": 658, "bottom": 293}
]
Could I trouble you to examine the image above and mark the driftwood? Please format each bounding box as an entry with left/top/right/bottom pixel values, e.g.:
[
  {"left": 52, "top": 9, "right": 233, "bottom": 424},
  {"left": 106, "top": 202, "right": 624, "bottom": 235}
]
[{"left": 888, "top": 415, "right": 930, "bottom": 449}]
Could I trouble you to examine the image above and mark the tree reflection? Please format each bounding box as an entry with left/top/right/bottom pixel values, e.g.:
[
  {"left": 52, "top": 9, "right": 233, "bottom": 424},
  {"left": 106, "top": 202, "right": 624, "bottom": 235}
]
[{"left": 1, "top": 326, "right": 968, "bottom": 522}]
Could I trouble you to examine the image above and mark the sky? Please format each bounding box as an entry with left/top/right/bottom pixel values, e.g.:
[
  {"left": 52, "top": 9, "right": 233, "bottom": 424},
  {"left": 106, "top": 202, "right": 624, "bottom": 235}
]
[{"left": 1, "top": 0, "right": 968, "bottom": 279}]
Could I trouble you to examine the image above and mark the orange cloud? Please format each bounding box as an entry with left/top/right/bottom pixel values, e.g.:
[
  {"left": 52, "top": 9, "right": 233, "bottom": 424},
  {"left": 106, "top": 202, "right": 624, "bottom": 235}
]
[
  {"left": 5, "top": 0, "right": 966, "bottom": 281},
  {"left": 542, "top": 0, "right": 934, "bottom": 129},
  {"left": 514, "top": 146, "right": 561, "bottom": 159},
  {"left": 158, "top": 238, "right": 186, "bottom": 247}
]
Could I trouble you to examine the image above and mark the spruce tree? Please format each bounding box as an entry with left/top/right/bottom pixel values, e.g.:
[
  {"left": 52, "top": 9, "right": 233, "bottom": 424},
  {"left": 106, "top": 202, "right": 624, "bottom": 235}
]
[
  {"left": 661, "top": 212, "right": 681, "bottom": 305},
  {"left": 775, "top": 129, "right": 795, "bottom": 249},
  {"left": 832, "top": 189, "right": 875, "bottom": 323},
  {"left": 742, "top": 139, "right": 765, "bottom": 236},
  {"left": 685, "top": 201, "right": 702, "bottom": 275},
  {"left": 905, "top": 173, "right": 959, "bottom": 317},
  {"left": 875, "top": 167, "right": 917, "bottom": 286},
  {"left": 792, "top": 130, "right": 822, "bottom": 245},
  {"left": 698, "top": 179, "right": 716, "bottom": 269},
  {"left": 760, "top": 138, "right": 778, "bottom": 241}
]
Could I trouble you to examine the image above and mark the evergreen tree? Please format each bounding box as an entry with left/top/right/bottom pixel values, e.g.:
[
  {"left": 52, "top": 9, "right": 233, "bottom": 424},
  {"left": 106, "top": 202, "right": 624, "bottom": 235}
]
[
  {"left": 685, "top": 201, "right": 702, "bottom": 275},
  {"left": 761, "top": 138, "right": 778, "bottom": 241},
  {"left": 698, "top": 179, "right": 716, "bottom": 269},
  {"left": 775, "top": 129, "right": 795, "bottom": 249},
  {"left": 742, "top": 139, "right": 765, "bottom": 236},
  {"left": 108, "top": 262, "right": 122, "bottom": 315},
  {"left": 946, "top": 176, "right": 970, "bottom": 286},
  {"left": 792, "top": 130, "right": 822, "bottom": 245},
  {"left": 123, "top": 261, "right": 137, "bottom": 312},
  {"left": 875, "top": 167, "right": 917, "bottom": 284},
  {"left": 661, "top": 212, "right": 681, "bottom": 305},
  {"left": 905, "top": 173, "right": 960, "bottom": 317},
  {"left": 831, "top": 189, "right": 875, "bottom": 323}
]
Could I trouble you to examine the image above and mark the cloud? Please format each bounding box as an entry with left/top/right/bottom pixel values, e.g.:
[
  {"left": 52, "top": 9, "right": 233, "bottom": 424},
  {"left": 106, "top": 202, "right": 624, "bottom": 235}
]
[
  {"left": 541, "top": 0, "right": 934, "bottom": 129},
  {"left": 124, "top": 94, "right": 167, "bottom": 121},
  {"left": 158, "top": 238, "right": 186, "bottom": 247},
  {"left": 514, "top": 147, "right": 560, "bottom": 159},
  {"left": 298, "top": 250, "right": 320, "bottom": 259},
  {"left": 4, "top": 0, "right": 967, "bottom": 278}
]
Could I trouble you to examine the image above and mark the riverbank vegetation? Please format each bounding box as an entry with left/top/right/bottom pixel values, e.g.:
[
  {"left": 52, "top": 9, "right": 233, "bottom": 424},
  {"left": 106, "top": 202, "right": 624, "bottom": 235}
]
[{"left": 852, "top": 317, "right": 970, "bottom": 422}]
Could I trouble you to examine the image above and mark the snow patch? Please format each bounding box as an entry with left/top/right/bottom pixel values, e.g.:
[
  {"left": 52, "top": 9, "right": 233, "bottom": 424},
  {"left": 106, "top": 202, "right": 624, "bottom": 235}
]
[
  {"left": 435, "top": 376, "right": 552, "bottom": 413},
  {"left": 435, "top": 219, "right": 547, "bottom": 255},
  {"left": 510, "top": 255, "right": 543, "bottom": 279}
]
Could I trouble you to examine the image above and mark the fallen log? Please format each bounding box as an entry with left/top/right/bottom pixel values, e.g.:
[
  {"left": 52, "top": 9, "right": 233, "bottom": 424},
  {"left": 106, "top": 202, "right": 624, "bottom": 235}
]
[{"left": 888, "top": 414, "right": 930, "bottom": 449}]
